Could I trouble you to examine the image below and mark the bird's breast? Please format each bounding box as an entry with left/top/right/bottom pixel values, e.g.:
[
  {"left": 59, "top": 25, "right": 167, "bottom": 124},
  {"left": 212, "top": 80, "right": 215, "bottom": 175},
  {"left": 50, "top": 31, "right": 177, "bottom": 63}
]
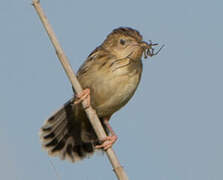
[{"left": 92, "top": 59, "right": 142, "bottom": 117}]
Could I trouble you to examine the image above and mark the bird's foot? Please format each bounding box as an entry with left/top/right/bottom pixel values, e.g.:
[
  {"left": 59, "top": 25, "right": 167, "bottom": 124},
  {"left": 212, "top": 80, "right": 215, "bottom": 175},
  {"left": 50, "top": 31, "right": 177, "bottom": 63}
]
[
  {"left": 95, "top": 135, "right": 118, "bottom": 150},
  {"left": 74, "top": 88, "right": 91, "bottom": 108}
]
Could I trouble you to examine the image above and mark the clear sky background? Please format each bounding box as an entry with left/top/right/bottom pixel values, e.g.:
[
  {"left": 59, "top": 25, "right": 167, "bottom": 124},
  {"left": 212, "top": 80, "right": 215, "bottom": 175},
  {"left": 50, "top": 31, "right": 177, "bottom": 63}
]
[{"left": 1, "top": 0, "right": 223, "bottom": 180}]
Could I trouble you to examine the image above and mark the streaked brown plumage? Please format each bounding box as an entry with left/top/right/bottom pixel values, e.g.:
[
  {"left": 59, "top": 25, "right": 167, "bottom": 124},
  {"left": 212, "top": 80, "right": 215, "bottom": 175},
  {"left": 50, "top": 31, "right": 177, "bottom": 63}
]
[{"left": 40, "top": 27, "right": 154, "bottom": 162}]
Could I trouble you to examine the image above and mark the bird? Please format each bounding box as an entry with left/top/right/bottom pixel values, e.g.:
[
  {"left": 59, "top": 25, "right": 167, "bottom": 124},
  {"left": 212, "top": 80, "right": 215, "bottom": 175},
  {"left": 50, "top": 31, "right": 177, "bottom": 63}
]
[{"left": 40, "top": 27, "right": 162, "bottom": 162}]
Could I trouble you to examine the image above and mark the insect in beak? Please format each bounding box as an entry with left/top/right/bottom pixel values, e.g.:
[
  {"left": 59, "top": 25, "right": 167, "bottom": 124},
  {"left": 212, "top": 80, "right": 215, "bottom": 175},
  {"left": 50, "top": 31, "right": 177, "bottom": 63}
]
[{"left": 141, "top": 40, "right": 165, "bottom": 58}]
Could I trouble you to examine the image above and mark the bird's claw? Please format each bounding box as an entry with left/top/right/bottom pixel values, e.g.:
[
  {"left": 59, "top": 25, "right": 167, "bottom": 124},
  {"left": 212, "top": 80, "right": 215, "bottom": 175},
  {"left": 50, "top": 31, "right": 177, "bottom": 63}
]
[
  {"left": 95, "top": 135, "right": 118, "bottom": 150},
  {"left": 74, "top": 88, "right": 91, "bottom": 109}
]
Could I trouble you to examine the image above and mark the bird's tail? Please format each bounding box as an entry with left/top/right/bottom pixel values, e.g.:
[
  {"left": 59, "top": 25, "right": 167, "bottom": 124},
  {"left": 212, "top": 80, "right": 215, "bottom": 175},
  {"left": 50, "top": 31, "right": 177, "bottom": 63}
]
[{"left": 39, "top": 98, "right": 99, "bottom": 162}]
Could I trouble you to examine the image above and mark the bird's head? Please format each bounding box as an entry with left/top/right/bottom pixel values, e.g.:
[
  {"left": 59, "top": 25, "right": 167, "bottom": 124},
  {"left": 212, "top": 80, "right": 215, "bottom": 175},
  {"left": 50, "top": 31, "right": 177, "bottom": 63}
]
[{"left": 102, "top": 27, "right": 164, "bottom": 60}]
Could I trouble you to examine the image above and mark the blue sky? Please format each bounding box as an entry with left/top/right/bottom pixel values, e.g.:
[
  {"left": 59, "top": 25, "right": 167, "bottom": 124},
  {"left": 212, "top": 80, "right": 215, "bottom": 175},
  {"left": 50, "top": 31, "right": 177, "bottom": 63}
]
[{"left": 1, "top": 0, "right": 223, "bottom": 180}]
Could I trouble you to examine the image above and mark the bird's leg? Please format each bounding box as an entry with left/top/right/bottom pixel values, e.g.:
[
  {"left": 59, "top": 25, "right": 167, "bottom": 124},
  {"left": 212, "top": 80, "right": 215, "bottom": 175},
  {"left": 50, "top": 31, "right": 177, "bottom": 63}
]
[
  {"left": 96, "top": 116, "right": 118, "bottom": 150},
  {"left": 74, "top": 88, "right": 91, "bottom": 108}
]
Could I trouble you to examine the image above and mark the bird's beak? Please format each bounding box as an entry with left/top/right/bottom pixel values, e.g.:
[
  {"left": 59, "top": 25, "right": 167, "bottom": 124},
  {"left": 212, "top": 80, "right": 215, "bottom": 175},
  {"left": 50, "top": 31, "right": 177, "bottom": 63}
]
[{"left": 140, "top": 41, "right": 151, "bottom": 49}]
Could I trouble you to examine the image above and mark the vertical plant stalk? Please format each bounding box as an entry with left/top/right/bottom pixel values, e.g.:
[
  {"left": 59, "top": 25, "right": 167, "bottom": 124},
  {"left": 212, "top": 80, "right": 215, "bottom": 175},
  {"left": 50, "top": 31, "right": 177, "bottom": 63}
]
[{"left": 32, "top": 1, "right": 129, "bottom": 180}]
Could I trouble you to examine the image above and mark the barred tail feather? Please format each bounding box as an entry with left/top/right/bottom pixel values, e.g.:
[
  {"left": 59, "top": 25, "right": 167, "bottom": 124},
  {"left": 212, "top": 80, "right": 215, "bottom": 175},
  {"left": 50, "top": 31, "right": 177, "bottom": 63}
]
[{"left": 39, "top": 98, "right": 96, "bottom": 162}]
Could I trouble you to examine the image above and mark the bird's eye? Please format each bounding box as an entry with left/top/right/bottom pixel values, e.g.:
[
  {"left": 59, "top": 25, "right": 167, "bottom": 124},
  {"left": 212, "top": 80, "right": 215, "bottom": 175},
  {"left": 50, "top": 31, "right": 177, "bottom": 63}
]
[{"left": 120, "top": 39, "right": 126, "bottom": 45}]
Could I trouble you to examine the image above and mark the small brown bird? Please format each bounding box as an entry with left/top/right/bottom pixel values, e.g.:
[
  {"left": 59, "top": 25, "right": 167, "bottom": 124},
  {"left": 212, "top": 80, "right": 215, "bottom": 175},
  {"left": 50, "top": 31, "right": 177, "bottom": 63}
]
[{"left": 40, "top": 27, "right": 162, "bottom": 162}]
